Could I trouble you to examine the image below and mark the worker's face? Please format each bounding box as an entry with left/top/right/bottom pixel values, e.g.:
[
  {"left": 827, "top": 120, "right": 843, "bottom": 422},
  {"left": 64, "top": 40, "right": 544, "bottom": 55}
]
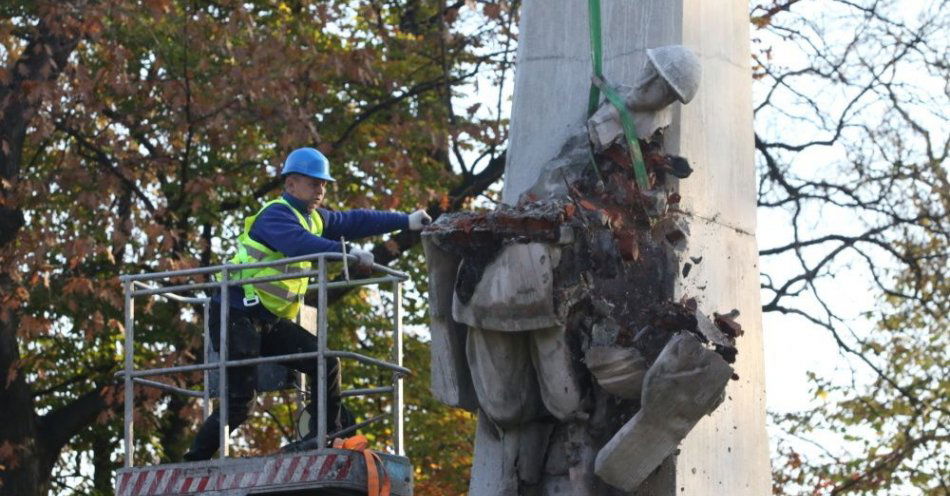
[{"left": 286, "top": 175, "right": 327, "bottom": 211}]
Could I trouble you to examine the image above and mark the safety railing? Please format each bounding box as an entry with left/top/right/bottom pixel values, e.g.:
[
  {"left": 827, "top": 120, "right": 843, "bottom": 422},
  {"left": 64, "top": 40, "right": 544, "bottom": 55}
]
[{"left": 116, "top": 253, "right": 410, "bottom": 468}]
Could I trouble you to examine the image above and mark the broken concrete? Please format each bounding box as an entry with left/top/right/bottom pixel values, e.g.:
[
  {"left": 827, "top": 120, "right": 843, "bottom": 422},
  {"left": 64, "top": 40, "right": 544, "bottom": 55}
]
[
  {"left": 453, "top": 242, "right": 562, "bottom": 332},
  {"left": 539, "top": 422, "right": 614, "bottom": 496},
  {"left": 530, "top": 326, "right": 586, "bottom": 421},
  {"left": 466, "top": 328, "right": 542, "bottom": 427},
  {"left": 518, "top": 132, "right": 594, "bottom": 204},
  {"left": 587, "top": 45, "right": 701, "bottom": 153},
  {"left": 588, "top": 89, "right": 673, "bottom": 153},
  {"left": 422, "top": 237, "right": 478, "bottom": 410},
  {"left": 468, "top": 410, "right": 555, "bottom": 496},
  {"left": 594, "top": 333, "right": 733, "bottom": 492},
  {"left": 584, "top": 346, "right": 648, "bottom": 400}
]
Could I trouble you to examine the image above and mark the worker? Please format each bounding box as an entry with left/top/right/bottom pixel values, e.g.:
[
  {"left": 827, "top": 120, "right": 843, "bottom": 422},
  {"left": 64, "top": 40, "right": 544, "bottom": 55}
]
[{"left": 183, "top": 147, "right": 431, "bottom": 461}]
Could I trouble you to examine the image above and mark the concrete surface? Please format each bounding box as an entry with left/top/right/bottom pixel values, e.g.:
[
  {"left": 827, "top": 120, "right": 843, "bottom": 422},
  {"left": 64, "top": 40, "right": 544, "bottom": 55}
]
[
  {"left": 530, "top": 326, "right": 586, "bottom": 421},
  {"left": 468, "top": 411, "right": 554, "bottom": 496},
  {"left": 421, "top": 237, "right": 478, "bottom": 410},
  {"left": 466, "top": 328, "right": 542, "bottom": 427}
]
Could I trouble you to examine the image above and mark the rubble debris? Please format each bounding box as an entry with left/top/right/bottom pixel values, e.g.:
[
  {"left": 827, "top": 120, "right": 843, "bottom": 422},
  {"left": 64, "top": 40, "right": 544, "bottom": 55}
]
[
  {"left": 713, "top": 309, "right": 744, "bottom": 338},
  {"left": 682, "top": 262, "right": 692, "bottom": 277},
  {"left": 539, "top": 422, "right": 611, "bottom": 496},
  {"left": 584, "top": 346, "right": 648, "bottom": 400},
  {"left": 651, "top": 214, "right": 690, "bottom": 251},
  {"left": 642, "top": 189, "right": 668, "bottom": 217},
  {"left": 452, "top": 242, "right": 561, "bottom": 332},
  {"left": 594, "top": 333, "right": 733, "bottom": 492},
  {"left": 645, "top": 145, "right": 693, "bottom": 180}
]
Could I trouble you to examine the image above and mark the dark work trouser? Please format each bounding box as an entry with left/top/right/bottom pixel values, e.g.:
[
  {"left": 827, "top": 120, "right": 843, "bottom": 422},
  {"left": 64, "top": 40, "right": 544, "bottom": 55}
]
[{"left": 184, "top": 302, "right": 342, "bottom": 461}]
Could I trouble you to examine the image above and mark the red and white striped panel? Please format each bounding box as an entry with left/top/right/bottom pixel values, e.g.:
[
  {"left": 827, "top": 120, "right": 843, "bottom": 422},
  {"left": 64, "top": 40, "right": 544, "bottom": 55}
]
[{"left": 115, "top": 453, "right": 354, "bottom": 496}]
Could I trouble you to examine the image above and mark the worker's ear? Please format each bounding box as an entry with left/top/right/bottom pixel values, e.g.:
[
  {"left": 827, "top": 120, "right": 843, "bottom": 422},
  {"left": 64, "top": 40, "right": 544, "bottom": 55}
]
[{"left": 283, "top": 173, "right": 298, "bottom": 190}]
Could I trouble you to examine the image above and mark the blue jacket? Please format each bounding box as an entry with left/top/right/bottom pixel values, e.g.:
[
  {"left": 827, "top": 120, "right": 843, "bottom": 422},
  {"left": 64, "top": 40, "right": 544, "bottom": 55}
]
[{"left": 218, "top": 192, "right": 409, "bottom": 318}]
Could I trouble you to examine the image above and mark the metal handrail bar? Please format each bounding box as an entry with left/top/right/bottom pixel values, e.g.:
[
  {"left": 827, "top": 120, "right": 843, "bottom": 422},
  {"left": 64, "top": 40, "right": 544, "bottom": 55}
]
[
  {"left": 132, "top": 378, "right": 204, "bottom": 398},
  {"left": 119, "top": 253, "right": 408, "bottom": 283},
  {"left": 328, "top": 413, "right": 389, "bottom": 440},
  {"left": 132, "top": 377, "right": 393, "bottom": 401},
  {"left": 130, "top": 271, "right": 405, "bottom": 298},
  {"left": 319, "top": 276, "right": 402, "bottom": 290},
  {"left": 131, "top": 281, "right": 210, "bottom": 304},
  {"left": 116, "top": 350, "right": 412, "bottom": 379},
  {"left": 340, "top": 386, "right": 394, "bottom": 398}
]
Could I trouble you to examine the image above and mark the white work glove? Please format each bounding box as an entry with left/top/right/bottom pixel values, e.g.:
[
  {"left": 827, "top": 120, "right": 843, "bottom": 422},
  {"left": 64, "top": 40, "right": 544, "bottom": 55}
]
[
  {"left": 349, "top": 247, "right": 374, "bottom": 271},
  {"left": 408, "top": 209, "right": 432, "bottom": 230}
]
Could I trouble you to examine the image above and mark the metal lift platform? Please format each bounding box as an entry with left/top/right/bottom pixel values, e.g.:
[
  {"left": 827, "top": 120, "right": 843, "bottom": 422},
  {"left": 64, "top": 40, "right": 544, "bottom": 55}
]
[
  {"left": 115, "top": 448, "right": 412, "bottom": 496},
  {"left": 115, "top": 253, "right": 412, "bottom": 496}
]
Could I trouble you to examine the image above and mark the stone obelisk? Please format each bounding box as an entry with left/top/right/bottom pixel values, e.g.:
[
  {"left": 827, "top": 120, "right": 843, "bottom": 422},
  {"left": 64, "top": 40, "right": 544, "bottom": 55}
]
[{"left": 502, "top": 1, "right": 771, "bottom": 493}]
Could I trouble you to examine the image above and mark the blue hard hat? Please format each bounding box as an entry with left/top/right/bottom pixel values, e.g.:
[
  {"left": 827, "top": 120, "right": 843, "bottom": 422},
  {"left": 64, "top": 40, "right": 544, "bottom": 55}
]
[{"left": 281, "top": 148, "right": 335, "bottom": 182}]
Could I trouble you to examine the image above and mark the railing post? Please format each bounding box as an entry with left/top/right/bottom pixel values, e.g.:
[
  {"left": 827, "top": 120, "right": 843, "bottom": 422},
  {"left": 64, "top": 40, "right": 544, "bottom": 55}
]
[
  {"left": 317, "top": 256, "right": 328, "bottom": 449},
  {"left": 123, "top": 280, "right": 135, "bottom": 468},
  {"left": 202, "top": 301, "right": 211, "bottom": 420},
  {"left": 219, "top": 267, "right": 230, "bottom": 458},
  {"left": 392, "top": 281, "right": 404, "bottom": 456}
]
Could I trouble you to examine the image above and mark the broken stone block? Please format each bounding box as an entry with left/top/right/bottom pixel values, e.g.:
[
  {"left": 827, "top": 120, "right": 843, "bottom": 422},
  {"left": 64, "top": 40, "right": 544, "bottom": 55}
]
[
  {"left": 539, "top": 422, "right": 611, "bottom": 496},
  {"left": 453, "top": 242, "right": 561, "bottom": 332},
  {"left": 518, "top": 132, "right": 592, "bottom": 204},
  {"left": 466, "top": 327, "right": 542, "bottom": 427},
  {"left": 642, "top": 189, "right": 668, "bottom": 217},
  {"left": 594, "top": 333, "right": 733, "bottom": 492},
  {"left": 469, "top": 410, "right": 554, "bottom": 496},
  {"left": 584, "top": 346, "right": 648, "bottom": 400},
  {"left": 590, "top": 318, "right": 620, "bottom": 347},
  {"left": 695, "top": 308, "right": 733, "bottom": 349},
  {"left": 422, "top": 236, "right": 478, "bottom": 411},
  {"left": 651, "top": 214, "right": 690, "bottom": 251},
  {"left": 587, "top": 90, "right": 673, "bottom": 153},
  {"left": 530, "top": 326, "right": 586, "bottom": 421}
]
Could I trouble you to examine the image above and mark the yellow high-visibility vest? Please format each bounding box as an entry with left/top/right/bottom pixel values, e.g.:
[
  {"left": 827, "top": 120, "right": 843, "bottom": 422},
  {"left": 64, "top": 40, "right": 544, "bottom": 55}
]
[{"left": 231, "top": 198, "right": 324, "bottom": 320}]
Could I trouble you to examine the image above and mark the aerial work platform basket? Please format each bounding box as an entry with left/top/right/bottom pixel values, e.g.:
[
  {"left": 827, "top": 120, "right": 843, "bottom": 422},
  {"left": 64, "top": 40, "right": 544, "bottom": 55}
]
[{"left": 114, "top": 253, "right": 413, "bottom": 495}]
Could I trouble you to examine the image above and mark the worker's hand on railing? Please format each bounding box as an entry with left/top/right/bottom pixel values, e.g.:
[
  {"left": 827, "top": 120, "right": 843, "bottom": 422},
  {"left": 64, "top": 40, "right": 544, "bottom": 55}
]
[
  {"left": 349, "top": 248, "right": 375, "bottom": 272},
  {"left": 408, "top": 209, "right": 432, "bottom": 230}
]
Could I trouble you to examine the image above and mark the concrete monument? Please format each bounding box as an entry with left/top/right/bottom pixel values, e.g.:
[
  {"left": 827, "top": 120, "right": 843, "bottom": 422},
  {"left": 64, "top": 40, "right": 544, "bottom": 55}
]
[{"left": 423, "top": 1, "right": 770, "bottom": 494}]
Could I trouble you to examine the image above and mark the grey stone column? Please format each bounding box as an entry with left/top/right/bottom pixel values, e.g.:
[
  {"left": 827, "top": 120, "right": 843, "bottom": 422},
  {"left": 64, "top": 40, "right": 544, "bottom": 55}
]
[{"left": 502, "top": 0, "right": 771, "bottom": 493}]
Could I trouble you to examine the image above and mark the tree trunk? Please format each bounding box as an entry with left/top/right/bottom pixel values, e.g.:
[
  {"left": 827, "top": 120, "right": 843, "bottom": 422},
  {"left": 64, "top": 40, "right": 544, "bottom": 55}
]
[
  {"left": 0, "top": 306, "right": 42, "bottom": 496},
  {"left": 0, "top": 4, "right": 93, "bottom": 495}
]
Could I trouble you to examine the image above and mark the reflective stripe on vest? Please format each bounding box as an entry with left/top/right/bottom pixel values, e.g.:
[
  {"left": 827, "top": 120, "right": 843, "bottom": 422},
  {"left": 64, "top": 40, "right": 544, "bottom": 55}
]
[{"left": 231, "top": 198, "right": 324, "bottom": 319}]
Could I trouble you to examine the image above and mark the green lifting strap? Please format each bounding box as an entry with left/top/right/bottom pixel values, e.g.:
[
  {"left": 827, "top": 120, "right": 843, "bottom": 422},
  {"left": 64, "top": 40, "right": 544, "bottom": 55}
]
[{"left": 586, "top": 0, "right": 650, "bottom": 190}]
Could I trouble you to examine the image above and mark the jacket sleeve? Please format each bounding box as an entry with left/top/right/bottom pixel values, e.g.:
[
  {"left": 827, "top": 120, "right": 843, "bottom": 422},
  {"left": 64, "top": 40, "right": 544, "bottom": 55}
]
[
  {"left": 249, "top": 203, "right": 344, "bottom": 257},
  {"left": 319, "top": 208, "right": 410, "bottom": 241}
]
